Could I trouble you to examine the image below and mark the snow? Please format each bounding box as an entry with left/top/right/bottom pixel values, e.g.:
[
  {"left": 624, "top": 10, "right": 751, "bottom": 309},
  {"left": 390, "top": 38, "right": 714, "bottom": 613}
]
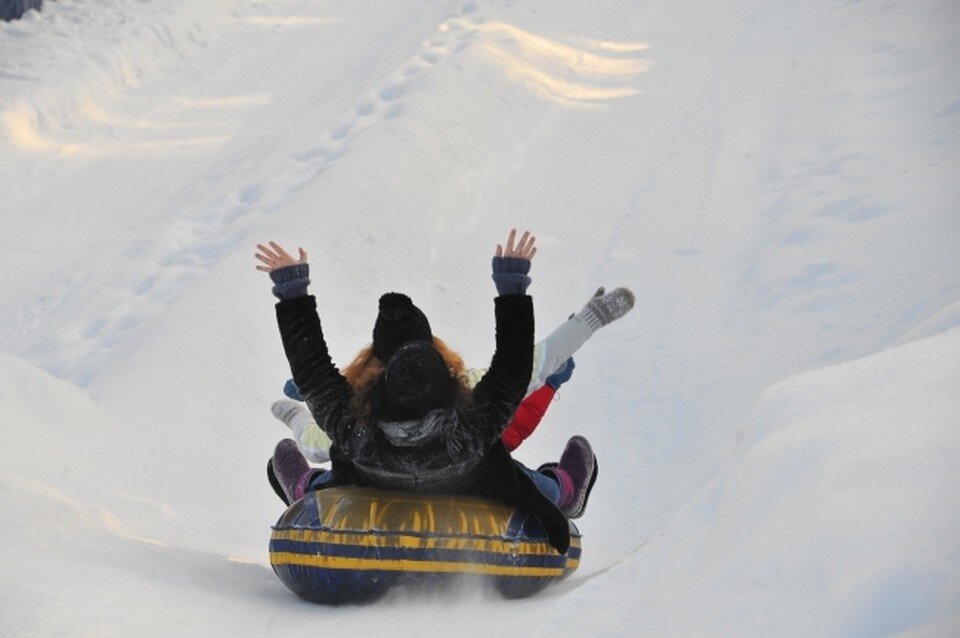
[{"left": 1, "top": 0, "right": 958, "bottom": 635}]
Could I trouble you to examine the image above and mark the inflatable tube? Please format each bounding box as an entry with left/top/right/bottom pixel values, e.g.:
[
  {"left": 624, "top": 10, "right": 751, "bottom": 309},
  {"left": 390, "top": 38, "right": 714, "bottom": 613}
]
[
  {"left": 1, "top": 0, "right": 43, "bottom": 22},
  {"left": 270, "top": 486, "right": 581, "bottom": 604}
]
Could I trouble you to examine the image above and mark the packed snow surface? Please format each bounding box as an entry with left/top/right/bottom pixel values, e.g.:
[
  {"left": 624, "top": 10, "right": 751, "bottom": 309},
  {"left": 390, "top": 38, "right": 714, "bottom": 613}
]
[{"left": 1, "top": 0, "right": 958, "bottom": 636}]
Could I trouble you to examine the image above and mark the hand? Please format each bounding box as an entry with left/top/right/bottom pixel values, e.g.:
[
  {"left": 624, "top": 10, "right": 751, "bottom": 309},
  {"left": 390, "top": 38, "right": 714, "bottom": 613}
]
[
  {"left": 255, "top": 241, "right": 308, "bottom": 272},
  {"left": 496, "top": 229, "right": 537, "bottom": 260},
  {"left": 546, "top": 357, "right": 575, "bottom": 389}
]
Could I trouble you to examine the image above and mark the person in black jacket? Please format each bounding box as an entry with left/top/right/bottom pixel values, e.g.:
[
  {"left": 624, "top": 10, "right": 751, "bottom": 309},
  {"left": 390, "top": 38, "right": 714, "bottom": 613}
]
[{"left": 255, "top": 230, "right": 597, "bottom": 553}]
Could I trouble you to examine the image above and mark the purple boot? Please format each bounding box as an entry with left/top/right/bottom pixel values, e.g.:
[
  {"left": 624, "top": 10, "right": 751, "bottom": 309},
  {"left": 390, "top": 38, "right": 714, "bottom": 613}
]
[
  {"left": 541, "top": 435, "right": 598, "bottom": 519},
  {"left": 271, "top": 439, "right": 314, "bottom": 504}
]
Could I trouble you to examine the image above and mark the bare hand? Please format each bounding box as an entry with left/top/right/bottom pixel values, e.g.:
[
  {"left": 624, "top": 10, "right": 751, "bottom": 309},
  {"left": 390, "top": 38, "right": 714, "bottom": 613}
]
[
  {"left": 495, "top": 229, "right": 537, "bottom": 260},
  {"left": 255, "top": 241, "right": 308, "bottom": 272}
]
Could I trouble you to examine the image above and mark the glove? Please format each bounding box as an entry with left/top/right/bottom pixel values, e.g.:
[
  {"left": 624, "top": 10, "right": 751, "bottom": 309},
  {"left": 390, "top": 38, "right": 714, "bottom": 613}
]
[
  {"left": 283, "top": 378, "right": 304, "bottom": 401},
  {"left": 545, "top": 357, "right": 575, "bottom": 389},
  {"left": 577, "top": 286, "right": 635, "bottom": 331}
]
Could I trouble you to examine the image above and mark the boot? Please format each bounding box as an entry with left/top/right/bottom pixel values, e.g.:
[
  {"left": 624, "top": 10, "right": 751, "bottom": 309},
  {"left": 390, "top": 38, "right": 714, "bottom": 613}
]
[
  {"left": 267, "top": 458, "right": 290, "bottom": 506},
  {"left": 540, "top": 435, "right": 598, "bottom": 519},
  {"left": 271, "top": 439, "right": 313, "bottom": 504}
]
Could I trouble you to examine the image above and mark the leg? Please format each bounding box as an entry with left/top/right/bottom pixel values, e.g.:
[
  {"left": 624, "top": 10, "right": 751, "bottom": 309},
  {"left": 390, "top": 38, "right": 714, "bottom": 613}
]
[
  {"left": 517, "top": 461, "right": 561, "bottom": 503},
  {"left": 272, "top": 400, "right": 332, "bottom": 463},
  {"left": 305, "top": 467, "right": 334, "bottom": 492}
]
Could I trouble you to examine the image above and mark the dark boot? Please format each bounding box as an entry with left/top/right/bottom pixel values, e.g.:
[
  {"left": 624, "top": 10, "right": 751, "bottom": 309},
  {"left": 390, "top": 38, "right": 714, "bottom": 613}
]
[
  {"left": 271, "top": 439, "right": 313, "bottom": 504},
  {"left": 542, "top": 436, "right": 598, "bottom": 519},
  {"left": 267, "top": 458, "right": 290, "bottom": 506}
]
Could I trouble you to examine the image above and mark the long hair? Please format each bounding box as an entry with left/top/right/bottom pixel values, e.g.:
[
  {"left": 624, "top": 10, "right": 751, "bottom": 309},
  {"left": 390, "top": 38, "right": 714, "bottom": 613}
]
[{"left": 344, "top": 337, "right": 469, "bottom": 426}]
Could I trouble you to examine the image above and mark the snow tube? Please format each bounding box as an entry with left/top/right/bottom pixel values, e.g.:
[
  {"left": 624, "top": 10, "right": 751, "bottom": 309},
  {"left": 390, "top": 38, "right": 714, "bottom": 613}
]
[
  {"left": 1, "top": 0, "right": 43, "bottom": 22},
  {"left": 269, "top": 485, "right": 581, "bottom": 604}
]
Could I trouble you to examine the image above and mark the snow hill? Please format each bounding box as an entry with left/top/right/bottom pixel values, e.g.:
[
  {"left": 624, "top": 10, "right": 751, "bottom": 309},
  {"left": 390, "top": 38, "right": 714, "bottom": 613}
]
[{"left": 1, "top": 0, "right": 958, "bottom": 636}]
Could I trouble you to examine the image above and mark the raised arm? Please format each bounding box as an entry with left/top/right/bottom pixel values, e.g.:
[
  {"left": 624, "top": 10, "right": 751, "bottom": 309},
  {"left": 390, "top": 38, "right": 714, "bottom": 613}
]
[
  {"left": 256, "top": 241, "right": 354, "bottom": 444},
  {"left": 472, "top": 229, "right": 537, "bottom": 438},
  {"left": 492, "top": 229, "right": 537, "bottom": 293}
]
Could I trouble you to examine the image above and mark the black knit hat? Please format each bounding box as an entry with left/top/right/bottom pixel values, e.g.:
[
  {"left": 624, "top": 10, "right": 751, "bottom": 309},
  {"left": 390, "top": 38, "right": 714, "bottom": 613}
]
[
  {"left": 383, "top": 342, "right": 454, "bottom": 418},
  {"left": 373, "top": 292, "right": 432, "bottom": 362}
]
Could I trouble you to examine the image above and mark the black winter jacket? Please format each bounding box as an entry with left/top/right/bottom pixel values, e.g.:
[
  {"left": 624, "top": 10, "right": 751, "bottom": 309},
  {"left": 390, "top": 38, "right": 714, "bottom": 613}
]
[{"left": 275, "top": 294, "right": 572, "bottom": 553}]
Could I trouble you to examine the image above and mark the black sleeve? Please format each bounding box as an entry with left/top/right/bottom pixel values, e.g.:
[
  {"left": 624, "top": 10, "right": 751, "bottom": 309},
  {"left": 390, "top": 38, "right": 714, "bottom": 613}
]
[
  {"left": 471, "top": 295, "right": 535, "bottom": 441},
  {"left": 275, "top": 295, "right": 354, "bottom": 444}
]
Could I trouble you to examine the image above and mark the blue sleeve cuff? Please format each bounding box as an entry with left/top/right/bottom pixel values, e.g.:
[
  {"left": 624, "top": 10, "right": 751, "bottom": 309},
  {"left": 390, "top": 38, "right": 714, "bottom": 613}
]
[
  {"left": 491, "top": 256, "right": 531, "bottom": 295},
  {"left": 269, "top": 263, "right": 310, "bottom": 300}
]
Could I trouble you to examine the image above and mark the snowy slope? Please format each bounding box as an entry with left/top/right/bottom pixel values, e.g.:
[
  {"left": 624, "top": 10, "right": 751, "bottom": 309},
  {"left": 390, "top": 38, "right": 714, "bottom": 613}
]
[{"left": 1, "top": 0, "right": 958, "bottom": 636}]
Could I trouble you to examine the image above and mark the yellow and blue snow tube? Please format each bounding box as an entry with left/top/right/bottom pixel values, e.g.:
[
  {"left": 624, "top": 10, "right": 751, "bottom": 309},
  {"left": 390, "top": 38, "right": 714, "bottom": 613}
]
[{"left": 269, "top": 486, "right": 581, "bottom": 604}]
